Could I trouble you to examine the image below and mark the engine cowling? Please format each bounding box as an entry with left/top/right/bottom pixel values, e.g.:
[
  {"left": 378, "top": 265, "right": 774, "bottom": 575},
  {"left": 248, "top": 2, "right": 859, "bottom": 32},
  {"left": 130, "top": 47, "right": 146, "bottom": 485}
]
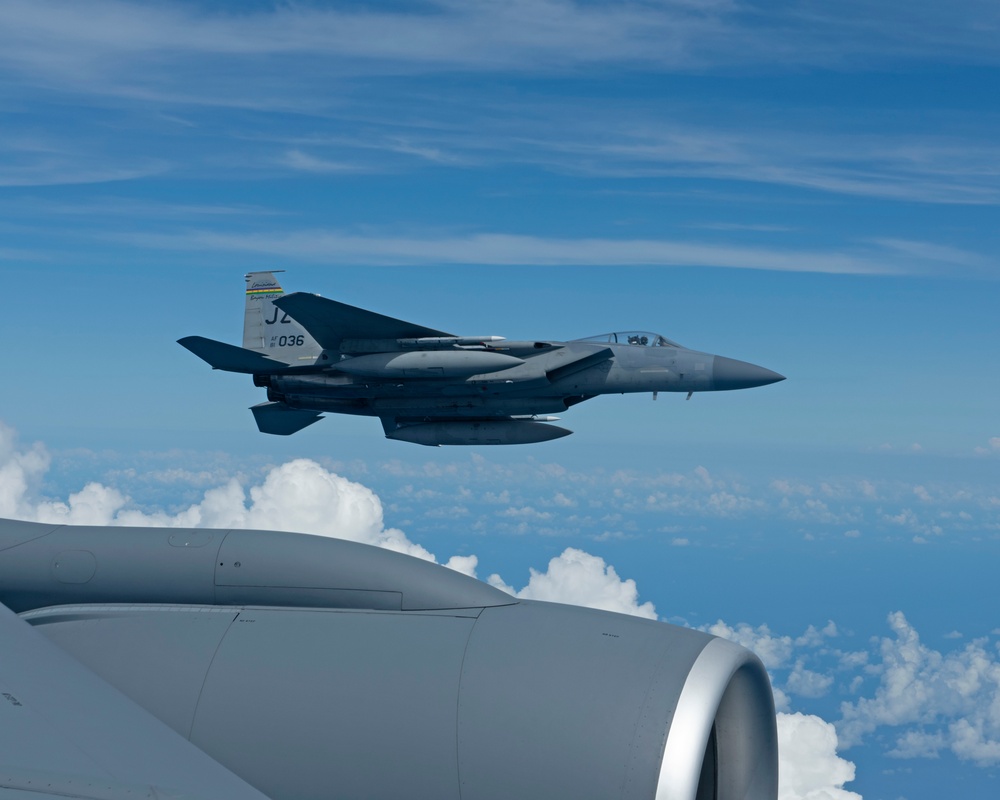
[{"left": 1, "top": 519, "right": 777, "bottom": 800}]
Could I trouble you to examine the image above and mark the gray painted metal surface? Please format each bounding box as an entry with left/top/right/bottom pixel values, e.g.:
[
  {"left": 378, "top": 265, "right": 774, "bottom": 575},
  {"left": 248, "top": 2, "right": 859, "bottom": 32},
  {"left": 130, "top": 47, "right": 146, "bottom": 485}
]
[
  {"left": 457, "top": 600, "right": 710, "bottom": 800},
  {"left": 178, "top": 272, "right": 785, "bottom": 443},
  {"left": 0, "top": 517, "right": 778, "bottom": 800},
  {"left": 0, "top": 602, "right": 268, "bottom": 800},
  {"left": 0, "top": 520, "right": 510, "bottom": 614}
]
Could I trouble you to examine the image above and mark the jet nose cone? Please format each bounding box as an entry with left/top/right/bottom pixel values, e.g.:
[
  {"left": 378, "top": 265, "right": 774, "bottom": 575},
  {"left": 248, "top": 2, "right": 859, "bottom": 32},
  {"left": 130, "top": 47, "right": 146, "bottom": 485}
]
[{"left": 712, "top": 356, "right": 786, "bottom": 391}]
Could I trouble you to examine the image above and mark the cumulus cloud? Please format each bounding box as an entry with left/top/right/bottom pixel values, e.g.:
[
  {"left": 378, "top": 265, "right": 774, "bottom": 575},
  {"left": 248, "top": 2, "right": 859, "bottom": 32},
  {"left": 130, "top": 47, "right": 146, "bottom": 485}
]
[
  {"left": 777, "top": 713, "right": 861, "bottom": 800},
  {"left": 0, "top": 422, "right": 50, "bottom": 519},
  {"left": 786, "top": 660, "right": 835, "bottom": 698},
  {"left": 703, "top": 620, "right": 794, "bottom": 670},
  {"left": 551, "top": 492, "right": 576, "bottom": 508},
  {"left": 443, "top": 554, "right": 479, "bottom": 578},
  {"left": 499, "top": 505, "right": 552, "bottom": 520},
  {"left": 710, "top": 609, "right": 1000, "bottom": 771},
  {"left": 839, "top": 611, "right": 1000, "bottom": 766},
  {"left": 487, "top": 547, "right": 657, "bottom": 619},
  {"left": 0, "top": 423, "right": 436, "bottom": 562},
  {"left": 795, "top": 621, "right": 839, "bottom": 647}
]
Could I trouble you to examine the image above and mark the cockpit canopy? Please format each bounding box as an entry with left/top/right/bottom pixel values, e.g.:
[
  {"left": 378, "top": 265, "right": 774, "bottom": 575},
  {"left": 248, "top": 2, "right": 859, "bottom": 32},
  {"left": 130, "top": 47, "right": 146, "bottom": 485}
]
[{"left": 573, "top": 331, "right": 681, "bottom": 348}]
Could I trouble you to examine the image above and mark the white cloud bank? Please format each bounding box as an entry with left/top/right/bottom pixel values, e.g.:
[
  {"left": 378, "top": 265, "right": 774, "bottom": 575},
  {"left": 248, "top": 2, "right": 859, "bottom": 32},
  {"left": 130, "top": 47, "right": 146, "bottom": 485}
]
[
  {"left": 840, "top": 611, "right": 1000, "bottom": 766},
  {"left": 0, "top": 422, "right": 455, "bottom": 567}
]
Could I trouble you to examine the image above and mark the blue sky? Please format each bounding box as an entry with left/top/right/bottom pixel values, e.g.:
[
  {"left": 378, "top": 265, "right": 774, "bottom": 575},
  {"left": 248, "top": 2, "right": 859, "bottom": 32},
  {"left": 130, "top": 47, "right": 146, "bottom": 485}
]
[{"left": 2, "top": 3, "right": 1000, "bottom": 798}]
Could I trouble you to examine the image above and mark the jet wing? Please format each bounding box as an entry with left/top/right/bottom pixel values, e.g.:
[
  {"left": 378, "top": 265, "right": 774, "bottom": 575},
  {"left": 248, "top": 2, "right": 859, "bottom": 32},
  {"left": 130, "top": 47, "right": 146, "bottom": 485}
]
[
  {"left": 273, "top": 293, "right": 453, "bottom": 351},
  {"left": 0, "top": 602, "right": 270, "bottom": 800}
]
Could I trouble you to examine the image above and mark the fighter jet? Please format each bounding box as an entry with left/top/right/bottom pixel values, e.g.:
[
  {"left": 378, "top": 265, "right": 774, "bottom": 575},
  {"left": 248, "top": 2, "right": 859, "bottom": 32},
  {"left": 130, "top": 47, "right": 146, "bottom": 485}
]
[{"left": 179, "top": 272, "right": 784, "bottom": 445}]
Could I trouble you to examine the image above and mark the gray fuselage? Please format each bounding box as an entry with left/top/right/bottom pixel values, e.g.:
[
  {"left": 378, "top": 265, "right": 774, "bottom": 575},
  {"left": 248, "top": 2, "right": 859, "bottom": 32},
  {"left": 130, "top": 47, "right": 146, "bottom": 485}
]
[{"left": 265, "top": 339, "right": 766, "bottom": 419}]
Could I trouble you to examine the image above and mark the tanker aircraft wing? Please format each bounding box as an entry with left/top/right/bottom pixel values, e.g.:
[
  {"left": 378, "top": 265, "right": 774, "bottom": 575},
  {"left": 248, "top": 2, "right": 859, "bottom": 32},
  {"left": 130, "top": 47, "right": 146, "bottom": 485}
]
[
  {"left": 0, "top": 600, "right": 269, "bottom": 800},
  {"left": 179, "top": 271, "right": 784, "bottom": 445}
]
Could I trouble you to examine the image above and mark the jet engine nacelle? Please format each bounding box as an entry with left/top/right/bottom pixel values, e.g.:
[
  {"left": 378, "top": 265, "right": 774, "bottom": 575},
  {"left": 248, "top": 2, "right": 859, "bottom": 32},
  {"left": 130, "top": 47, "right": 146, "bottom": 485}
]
[{"left": 1, "top": 519, "right": 778, "bottom": 800}]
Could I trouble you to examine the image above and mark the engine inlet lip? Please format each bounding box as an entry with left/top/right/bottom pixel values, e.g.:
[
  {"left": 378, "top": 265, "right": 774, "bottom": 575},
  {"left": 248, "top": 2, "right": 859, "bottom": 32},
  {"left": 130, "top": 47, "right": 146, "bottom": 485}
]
[{"left": 655, "top": 638, "right": 778, "bottom": 800}]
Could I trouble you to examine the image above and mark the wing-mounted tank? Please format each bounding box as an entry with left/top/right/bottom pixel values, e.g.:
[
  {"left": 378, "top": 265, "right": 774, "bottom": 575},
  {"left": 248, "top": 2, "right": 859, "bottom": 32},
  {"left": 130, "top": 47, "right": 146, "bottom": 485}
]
[
  {"left": 335, "top": 349, "right": 526, "bottom": 378},
  {"left": 384, "top": 417, "right": 573, "bottom": 445},
  {"left": 331, "top": 336, "right": 528, "bottom": 379},
  {"left": 1, "top": 518, "right": 778, "bottom": 800}
]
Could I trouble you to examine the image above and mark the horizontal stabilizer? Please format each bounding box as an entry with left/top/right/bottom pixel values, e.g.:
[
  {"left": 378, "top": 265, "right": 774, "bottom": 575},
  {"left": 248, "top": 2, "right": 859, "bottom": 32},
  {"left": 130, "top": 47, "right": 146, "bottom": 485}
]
[
  {"left": 178, "top": 336, "right": 290, "bottom": 374},
  {"left": 273, "top": 293, "right": 452, "bottom": 351},
  {"left": 251, "top": 402, "right": 323, "bottom": 436},
  {"left": 546, "top": 347, "right": 613, "bottom": 383}
]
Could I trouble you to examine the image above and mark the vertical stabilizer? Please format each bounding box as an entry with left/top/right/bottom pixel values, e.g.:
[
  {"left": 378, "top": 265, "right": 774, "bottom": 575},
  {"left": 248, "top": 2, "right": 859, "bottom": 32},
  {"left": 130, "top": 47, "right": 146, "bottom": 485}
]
[{"left": 243, "top": 272, "right": 321, "bottom": 364}]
